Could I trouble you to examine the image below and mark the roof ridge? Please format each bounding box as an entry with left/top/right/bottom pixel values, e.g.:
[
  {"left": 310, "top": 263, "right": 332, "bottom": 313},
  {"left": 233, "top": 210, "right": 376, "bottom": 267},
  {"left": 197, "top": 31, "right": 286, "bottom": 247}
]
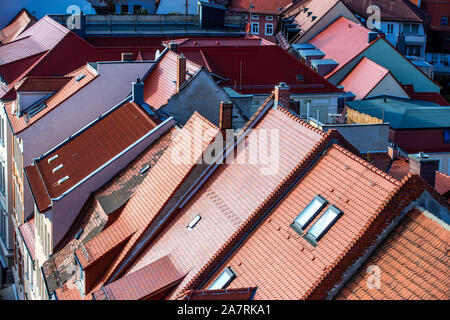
[{"left": 331, "top": 144, "right": 402, "bottom": 186}]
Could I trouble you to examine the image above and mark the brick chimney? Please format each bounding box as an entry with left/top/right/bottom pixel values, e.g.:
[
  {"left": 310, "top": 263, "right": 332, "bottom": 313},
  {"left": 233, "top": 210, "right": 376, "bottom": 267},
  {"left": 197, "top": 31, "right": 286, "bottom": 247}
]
[
  {"left": 408, "top": 152, "right": 439, "bottom": 188},
  {"left": 219, "top": 101, "right": 233, "bottom": 130},
  {"left": 387, "top": 143, "right": 399, "bottom": 160},
  {"left": 177, "top": 54, "right": 187, "bottom": 92},
  {"left": 274, "top": 82, "right": 290, "bottom": 109},
  {"left": 121, "top": 53, "right": 134, "bottom": 62}
]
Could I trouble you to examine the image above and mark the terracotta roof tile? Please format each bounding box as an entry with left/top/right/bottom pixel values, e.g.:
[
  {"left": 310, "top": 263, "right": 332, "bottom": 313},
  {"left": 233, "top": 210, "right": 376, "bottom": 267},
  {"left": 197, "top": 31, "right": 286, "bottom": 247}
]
[
  {"left": 202, "top": 144, "right": 401, "bottom": 299},
  {"left": 179, "top": 287, "right": 257, "bottom": 300},
  {"left": 13, "top": 76, "right": 71, "bottom": 92},
  {"left": 230, "top": 0, "right": 292, "bottom": 14},
  {"left": 336, "top": 208, "right": 450, "bottom": 300}
]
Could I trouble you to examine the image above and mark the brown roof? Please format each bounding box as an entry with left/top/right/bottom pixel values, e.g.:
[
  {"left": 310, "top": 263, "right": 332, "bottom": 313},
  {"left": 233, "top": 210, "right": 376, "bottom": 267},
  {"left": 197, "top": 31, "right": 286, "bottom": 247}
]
[
  {"left": 336, "top": 207, "right": 450, "bottom": 300},
  {"left": 341, "top": 0, "right": 427, "bottom": 22},
  {"left": 25, "top": 101, "right": 161, "bottom": 212},
  {"left": 229, "top": 0, "right": 292, "bottom": 14}
]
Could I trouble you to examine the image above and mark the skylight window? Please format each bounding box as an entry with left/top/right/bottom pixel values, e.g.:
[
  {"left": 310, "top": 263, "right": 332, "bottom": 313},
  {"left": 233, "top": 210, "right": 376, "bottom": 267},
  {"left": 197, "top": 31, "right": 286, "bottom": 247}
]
[
  {"left": 304, "top": 205, "right": 343, "bottom": 245},
  {"left": 140, "top": 164, "right": 150, "bottom": 174},
  {"left": 75, "top": 74, "right": 85, "bottom": 82},
  {"left": 187, "top": 214, "right": 201, "bottom": 230},
  {"left": 208, "top": 267, "right": 236, "bottom": 290},
  {"left": 48, "top": 155, "right": 59, "bottom": 163},
  {"left": 290, "top": 195, "right": 327, "bottom": 235}
]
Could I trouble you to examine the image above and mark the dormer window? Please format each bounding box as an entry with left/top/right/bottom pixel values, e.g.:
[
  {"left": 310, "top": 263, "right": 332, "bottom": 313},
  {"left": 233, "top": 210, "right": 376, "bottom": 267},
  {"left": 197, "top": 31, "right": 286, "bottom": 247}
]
[
  {"left": 290, "top": 195, "right": 327, "bottom": 235},
  {"left": 187, "top": 214, "right": 201, "bottom": 230},
  {"left": 304, "top": 205, "right": 343, "bottom": 245},
  {"left": 208, "top": 267, "right": 236, "bottom": 290}
]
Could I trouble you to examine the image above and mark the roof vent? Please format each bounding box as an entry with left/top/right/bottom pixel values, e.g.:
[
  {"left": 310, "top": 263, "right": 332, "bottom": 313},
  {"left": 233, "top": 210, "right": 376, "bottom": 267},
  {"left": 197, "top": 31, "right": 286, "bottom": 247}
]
[
  {"left": 52, "top": 164, "right": 63, "bottom": 173},
  {"left": 48, "top": 155, "right": 59, "bottom": 163},
  {"left": 57, "top": 176, "right": 69, "bottom": 185}
]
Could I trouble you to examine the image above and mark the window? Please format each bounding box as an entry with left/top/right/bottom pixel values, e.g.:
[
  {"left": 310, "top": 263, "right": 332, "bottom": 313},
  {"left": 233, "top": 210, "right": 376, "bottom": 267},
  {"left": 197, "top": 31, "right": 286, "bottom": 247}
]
[
  {"left": 444, "top": 129, "right": 450, "bottom": 144},
  {"left": 208, "top": 267, "right": 236, "bottom": 290},
  {"left": 387, "top": 24, "right": 394, "bottom": 34},
  {"left": 133, "top": 5, "right": 142, "bottom": 13},
  {"left": 290, "top": 195, "right": 328, "bottom": 235},
  {"left": 304, "top": 205, "right": 343, "bottom": 244},
  {"left": 441, "top": 16, "right": 449, "bottom": 25},
  {"left": 0, "top": 210, "right": 6, "bottom": 245},
  {"left": 251, "top": 15, "right": 259, "bottom": 20},
  {"left": 251, "top": 22, "right": 259, "bottom": 35},
  {"left": 404, "top": 23, "right": 419, "bottom": 34},
  {"left": 441, "top": 55, "right": 449, "bottom": 65},
  {"left": 0, "top": 116, "right": 4, "bottom": 146},
  {"left": 265, "top": 23, "right": 273, "bottom": 36},
  {"left": 187, "top": 214, "right": 201, "bottom": 230},
  {"left": 121, "top": 4, "right": 129, "bottom": 14},
  {"left": 266, "top": 16, "right": 273, "bottom": 21},
  {"left": 431, "top": 54, "right": 438, "bottom": 64},
  {"left": 406, "top": 45, "right": 421, "bottom": 56}
]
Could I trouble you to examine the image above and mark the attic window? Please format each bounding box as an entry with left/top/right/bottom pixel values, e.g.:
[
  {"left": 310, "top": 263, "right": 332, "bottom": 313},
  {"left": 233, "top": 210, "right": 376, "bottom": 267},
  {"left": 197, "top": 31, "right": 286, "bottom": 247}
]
[
  {"left": 75, "top": 74, "right": 85, "bottom": 82},
  {"left": 52, "top": 164, "right": 63, "bottom": 173},
  {"left": 290, "top": 195, "right": 328, "bottom": 235},
  {"left": 208, "top": 267, "right": 236, "bottom": 290},
  {"left": 48, "top": 155, "right": 59, "bottom": 163},
  {"left": 57, "top": 176, "right": 70, "bottom": 185},
  {"left": 304, "top": 205, "right": 343, "bottom": 245},
  {"left": 187, "top": 214, "right": 201, "bottom": 230}
]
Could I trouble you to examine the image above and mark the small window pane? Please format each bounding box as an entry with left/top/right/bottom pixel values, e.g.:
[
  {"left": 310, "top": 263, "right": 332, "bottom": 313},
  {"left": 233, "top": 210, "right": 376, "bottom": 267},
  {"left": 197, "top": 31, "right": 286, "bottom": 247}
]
[
  {"left": 308, "top": 206, "right": 342, "bottom": 241},
  {"left": 292, "top": 196, "right": 327, "bottom": 231},
  {"left": 208, "top": 267, "right": 236, "bottom": 290}
]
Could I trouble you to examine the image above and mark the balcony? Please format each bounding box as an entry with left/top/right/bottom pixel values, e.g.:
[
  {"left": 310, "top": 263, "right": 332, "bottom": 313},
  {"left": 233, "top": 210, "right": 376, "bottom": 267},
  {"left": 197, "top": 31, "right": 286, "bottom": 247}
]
[{"left": 404, "top": 33, "right": 426, "bottom": 44}]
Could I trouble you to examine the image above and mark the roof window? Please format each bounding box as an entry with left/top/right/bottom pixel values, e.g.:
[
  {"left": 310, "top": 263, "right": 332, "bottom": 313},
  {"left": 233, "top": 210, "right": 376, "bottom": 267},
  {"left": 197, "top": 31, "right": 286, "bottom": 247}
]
[
  {"left": 208, "top": 267, "right": 236, "bottom": 290},
  {"left": 290, "top": 195, "right": 328, "bottom": 235},
  {"left": 75, "top": 73, "right": 85, "bottom": 82},
  {"left": 304, "top": 205, "right": 343, "bottom": 245},
  {"left": 48, "top": 155, "right": 59, "bottom": 163},
  {"left": 140, "top": 164, "right": 151, "bottom": 174},
  {"left": 187, "top": 214, "right": 201, "bottom": 230},
  {"left": 52, "top": 164, "right": 63, "bottom": 173}
]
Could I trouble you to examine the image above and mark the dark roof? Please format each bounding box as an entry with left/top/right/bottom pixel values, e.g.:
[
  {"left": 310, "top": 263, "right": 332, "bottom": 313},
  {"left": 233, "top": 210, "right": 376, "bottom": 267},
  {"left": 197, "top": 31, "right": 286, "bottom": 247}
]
[{"left": 341, "top": 0, "right": 427, "bottom": 22}]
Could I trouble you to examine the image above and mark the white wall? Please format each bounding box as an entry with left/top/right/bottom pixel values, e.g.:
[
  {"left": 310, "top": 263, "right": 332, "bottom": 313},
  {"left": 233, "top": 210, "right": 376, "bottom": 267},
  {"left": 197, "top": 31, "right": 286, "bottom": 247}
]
[{"left": 366, "top": 73, "right": 410, "bottom": 99}]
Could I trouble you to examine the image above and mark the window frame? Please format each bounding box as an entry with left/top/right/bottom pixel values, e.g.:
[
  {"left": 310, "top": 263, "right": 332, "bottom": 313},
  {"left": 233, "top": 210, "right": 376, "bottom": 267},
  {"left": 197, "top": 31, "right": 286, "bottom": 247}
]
[
  {"left": 251, "top": 15, "right": 259, "bottom": 20},
  {"left": 304, "top": 205, "right": 343, "bottom": 246},
  {"left": 266, "top": 16, "right": 273, "bottom": 21},
  {"left": 265, "top": 23, "right": 274, "bottom": 36},
  {"left": 251, "top": 22, "right": 260, "bottom": 35},
  {"left": 290, "top": 195, "right": 328, "bottom": 235},
  {"left": 441, "top": 16, "right": 449, "bottom": 25},
  {"left": 443, "top": 128, "right": 450, "bottom": 144}
]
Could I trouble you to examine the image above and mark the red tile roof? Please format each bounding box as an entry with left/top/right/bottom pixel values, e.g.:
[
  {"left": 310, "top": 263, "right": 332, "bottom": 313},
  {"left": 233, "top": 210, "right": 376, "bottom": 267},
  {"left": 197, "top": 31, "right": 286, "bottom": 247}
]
[
  {"left": 19, "top": 217, "right": 35, "bottom": 261},
  {"left": 179, "top": 45, "right": 341, "bottom": 95},
  {"left": 339, "top": 57, "right": 403, "bottom": 99},
  {"left": 229, "top": 0, "right": 292, "bottom": 14},
  {"left": 179, "top": 287, "right": 257, "bottom": 300},
  {"left": 336, "top": 207, "right": 450, "bottom": 300},
  {"left": 92, "top": 255, "right": 185, "bottom": 300},
  {"left": 309, "top": 17, "right": 375, "bottom": 79},
  {"left": 25, "top": 101, "right": 161, "bottom": 212},
  {"left": 162, "top": 35, "right": 274, "bottom": 47},
  {"left": 57, "top": 112, "right": 220, "bottom": 297},
  {"left": 13, "top": 76, "right": 71, "bottom": 92},
  {"left": 143, "top": 49, "right": 202, "bottom": 109},
  {"left": 0, "top": 9, "right": 36, "bottom": 45},
  {"left": 202, "top": 144, "right": 403, "bottom": 299},
  {"left": 43, "top": 126, "right": 177, "bottom": 294}
]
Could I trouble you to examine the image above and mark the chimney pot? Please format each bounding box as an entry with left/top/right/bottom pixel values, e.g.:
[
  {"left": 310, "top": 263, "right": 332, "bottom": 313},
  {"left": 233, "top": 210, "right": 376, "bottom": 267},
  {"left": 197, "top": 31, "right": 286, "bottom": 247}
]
[
  {"left": 121, "top": 53, "right": 134, "bottom": 62},
  {"left": 177, "top": 54, "right": 187, "bottom": 92},
  {"left": 219, "top": 101, "right": 233, "bottom": 130},
  {"left": 408, "top": 152, "right": 439, "bottom": 188},
  {"left": 274, "top": 82, "right": 290, "bottom": 109}
]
